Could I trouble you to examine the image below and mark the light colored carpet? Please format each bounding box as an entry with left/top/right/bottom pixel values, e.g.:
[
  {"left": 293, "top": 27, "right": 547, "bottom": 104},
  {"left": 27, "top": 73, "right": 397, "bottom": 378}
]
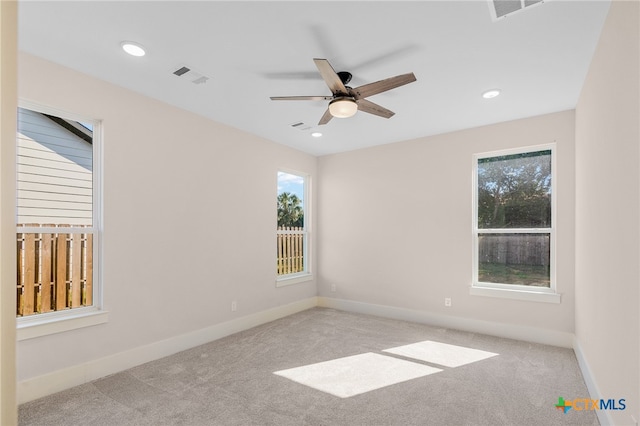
[{"left": 19, "top": 307, "right": 598, "bottom": 425}]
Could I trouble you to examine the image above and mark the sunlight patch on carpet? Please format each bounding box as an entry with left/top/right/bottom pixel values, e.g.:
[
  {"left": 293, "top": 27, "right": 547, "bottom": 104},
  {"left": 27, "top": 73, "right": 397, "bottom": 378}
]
[
  {"left": 383, "top": 340, "right": 498, "bottom": 367},
  {"left": 273, "top": 352, "right": 442, "bottom": 398}
]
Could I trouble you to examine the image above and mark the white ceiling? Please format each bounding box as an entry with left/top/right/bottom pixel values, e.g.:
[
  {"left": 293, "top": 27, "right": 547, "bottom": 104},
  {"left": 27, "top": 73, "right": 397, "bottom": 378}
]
[{"left": 18, "top": 1, "right": 611, "bottom": 156}]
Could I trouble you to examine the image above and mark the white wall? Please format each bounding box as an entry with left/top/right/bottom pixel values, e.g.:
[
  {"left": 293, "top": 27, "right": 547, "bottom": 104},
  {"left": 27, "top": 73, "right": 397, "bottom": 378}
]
[
  {"left": 575, "top": 1, "right": 639, "bottom": 424},
  {"left": 16, "top": 53, "right": 317, "bottom": 384},
  {"left": 318, "top": 110, "right": 576, "bottom": 336},
  {"left": 0, "top": 2, "right": 18, "bottom": 424}
]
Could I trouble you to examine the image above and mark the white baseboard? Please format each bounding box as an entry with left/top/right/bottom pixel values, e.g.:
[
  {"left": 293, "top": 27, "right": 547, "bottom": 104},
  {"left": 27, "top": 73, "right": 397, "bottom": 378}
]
[
  {"left": 317, "top": 296, "right": 574, "bottom": 348},
  {"left": 573, "top": 337, "right": 613, "bottom": 426},
  {"left": 18, "top": 297, "right": 318, "bottom": 404}
]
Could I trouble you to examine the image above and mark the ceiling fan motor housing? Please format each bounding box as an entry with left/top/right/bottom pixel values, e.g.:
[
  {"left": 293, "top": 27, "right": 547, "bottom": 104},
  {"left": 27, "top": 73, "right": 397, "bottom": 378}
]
[{"left": 337, "top": 71, "right": 352, "bottom": 85}]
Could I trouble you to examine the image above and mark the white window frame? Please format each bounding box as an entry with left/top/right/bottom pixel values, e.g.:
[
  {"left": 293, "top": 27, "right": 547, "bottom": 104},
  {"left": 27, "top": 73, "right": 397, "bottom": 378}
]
[
  {"left": 276, "top": 169, "right": 312, "bottom": 287},
  {"left": 16, "top": 101, "right": 107, "bottom": 340},
  {"left": 470, "top": 144, "right": 560, "bottom": 304}
]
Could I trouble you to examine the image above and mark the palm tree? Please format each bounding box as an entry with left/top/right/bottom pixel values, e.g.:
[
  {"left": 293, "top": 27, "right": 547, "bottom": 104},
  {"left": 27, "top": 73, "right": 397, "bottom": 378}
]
[{"left": 277, "top": 192, "right": 303, "bottom": 227}]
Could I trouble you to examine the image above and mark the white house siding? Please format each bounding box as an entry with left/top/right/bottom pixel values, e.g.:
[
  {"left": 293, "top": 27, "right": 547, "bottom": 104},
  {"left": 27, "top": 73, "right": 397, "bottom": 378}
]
[{"left": 17, "top": 108, "right": 92, "bottom": 226}]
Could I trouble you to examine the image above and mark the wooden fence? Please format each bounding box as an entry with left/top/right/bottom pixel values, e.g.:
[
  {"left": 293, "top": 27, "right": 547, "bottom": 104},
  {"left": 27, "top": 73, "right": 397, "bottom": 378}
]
[
  {"left": 16, "top": 224, "right": 93, "bottom": 316},
  {"left": 478, "top": 234, "right": 550, "bottom": 266},
  {"left": 277, "top": 226, "right": 304, "bottom": 275}
]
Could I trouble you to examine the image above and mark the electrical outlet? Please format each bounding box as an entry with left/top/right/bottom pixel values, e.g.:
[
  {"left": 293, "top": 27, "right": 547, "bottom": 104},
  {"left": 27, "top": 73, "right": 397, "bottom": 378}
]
[
  {"left": 444, "top": 297, "right": 452, "bottom": 307},
  {"left": 331, "top": 284, "right": 336, "bottom": 292},
  {"left": 231, "top": 301, "right": 237, "bottom": 312}
]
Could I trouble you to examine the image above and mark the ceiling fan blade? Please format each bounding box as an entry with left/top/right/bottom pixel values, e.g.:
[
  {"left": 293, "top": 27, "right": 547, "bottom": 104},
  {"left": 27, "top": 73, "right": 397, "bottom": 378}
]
[
  {"left": 356, "top": 99, "right": 395, "bottom": 119},
  {"left": 270, "top": 96, "right": 333, "bottom": 101},
  {"left": 318, "top": 108, "right": 333, "bottom": 125},
  {"left": 348, "top": 46, "right": 420, "bottom": 73},
  {"left": 314, "top": 58, "right": 348, "bottom": 95},
  {"left": 352, "top": 73, "right": 417, "bottom": 99}
]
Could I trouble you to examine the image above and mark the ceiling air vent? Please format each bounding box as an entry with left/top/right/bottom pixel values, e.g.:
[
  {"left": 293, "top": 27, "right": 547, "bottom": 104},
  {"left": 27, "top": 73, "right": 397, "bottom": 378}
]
[
  {"left": 290, "top": 122, "right": 311, "bottom": 131},
  {"left": 172, "top": 65, "right": 210, "bottom": 85},
  {"left": 489, "top": 0, "right": 544, "bottom": 21}
]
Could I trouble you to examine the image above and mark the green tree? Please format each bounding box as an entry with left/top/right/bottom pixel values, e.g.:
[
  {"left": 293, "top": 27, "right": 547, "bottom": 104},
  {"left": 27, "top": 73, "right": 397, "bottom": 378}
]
[
  {"left": 277, "top": 192, "right": 304, "bottom": 227},
  {"left": 478, "top": 151, "right": 551, "bottom": 228}
]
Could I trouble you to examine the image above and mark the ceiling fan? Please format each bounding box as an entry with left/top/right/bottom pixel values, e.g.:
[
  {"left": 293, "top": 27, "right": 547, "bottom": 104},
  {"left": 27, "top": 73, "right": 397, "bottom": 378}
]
[{"left": 270, "top": 58, "right": 417, "bottom": 125}]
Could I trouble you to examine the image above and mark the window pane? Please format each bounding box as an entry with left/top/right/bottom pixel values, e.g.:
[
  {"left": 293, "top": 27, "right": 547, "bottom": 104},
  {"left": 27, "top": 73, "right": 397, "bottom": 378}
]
[
  {"left": 478, "top": 233, "right": 550, "bottom": 287},
  {"left": 277, "top": 172, "right": 304, "bottom": 228},
  {"left": 16, "top": 107, "right": 96, "bottom": 316},
  {"left": 17, "top": 107, "right": 93, "bottom": 226},
  {"left": 277, "top": 171, "right": 306, "bottom": 276},
  {"left": 477, "top": 150, "right": 551, "bottom": 229},
  {"left": 277, "top": 231, "right": 305, "bottom": 275},
  {"left": 17, "top": 229, "right": 93, "bottom": 315}
]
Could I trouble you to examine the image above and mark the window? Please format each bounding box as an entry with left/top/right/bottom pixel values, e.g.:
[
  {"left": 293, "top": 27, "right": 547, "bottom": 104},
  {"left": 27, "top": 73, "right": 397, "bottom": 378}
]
[
  {"left": 16, "top": 104, "right": 104, "bottom": 337},
  {"left": 472, "top": 145, "right": 558, "bottom": 302},
  {"left": 276, "top": 170, "right": 310, "bottom": 285}
]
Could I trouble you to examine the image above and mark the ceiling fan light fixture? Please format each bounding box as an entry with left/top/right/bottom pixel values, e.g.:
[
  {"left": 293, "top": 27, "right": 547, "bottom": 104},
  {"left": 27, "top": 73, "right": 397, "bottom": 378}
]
[{"left": 328, "top": 97, "right": 358, "bottom": 118}]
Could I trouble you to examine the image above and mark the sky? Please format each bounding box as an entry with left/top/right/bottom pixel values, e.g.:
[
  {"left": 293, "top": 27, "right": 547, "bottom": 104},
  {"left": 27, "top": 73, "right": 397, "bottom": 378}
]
[{"left": 277, "top": 171, "right": 304, "bottom": 201}]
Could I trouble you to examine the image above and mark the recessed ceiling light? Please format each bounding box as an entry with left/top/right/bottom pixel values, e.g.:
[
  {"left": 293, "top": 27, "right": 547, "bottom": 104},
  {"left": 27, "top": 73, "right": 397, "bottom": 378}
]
[
  {"left": 482, "top": 89, "right": 501, "bottom": 99},
  {"left": 121, "top": 41, "right": 146, "bottom": 57},
  {"left": 311, "top": 132, "right": 323, "bottom": 138}
]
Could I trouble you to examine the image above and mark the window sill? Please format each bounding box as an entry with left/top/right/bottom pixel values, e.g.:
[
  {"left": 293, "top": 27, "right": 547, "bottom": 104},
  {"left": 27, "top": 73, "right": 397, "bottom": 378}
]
[
  {"left": 17, "top": 308, "right": 109, "bottom": 341},
  {"left": 470, "top": 285, "right": 561, "bottom": 304},
  {"left": 276, "top": 273, "right": 313, "bottom": 287}
]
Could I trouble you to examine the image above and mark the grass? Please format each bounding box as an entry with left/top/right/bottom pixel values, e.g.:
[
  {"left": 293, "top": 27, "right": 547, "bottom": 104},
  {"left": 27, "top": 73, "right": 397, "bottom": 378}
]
[{"left": 479, "top": 262, "right": 550, "bottom": 287}]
